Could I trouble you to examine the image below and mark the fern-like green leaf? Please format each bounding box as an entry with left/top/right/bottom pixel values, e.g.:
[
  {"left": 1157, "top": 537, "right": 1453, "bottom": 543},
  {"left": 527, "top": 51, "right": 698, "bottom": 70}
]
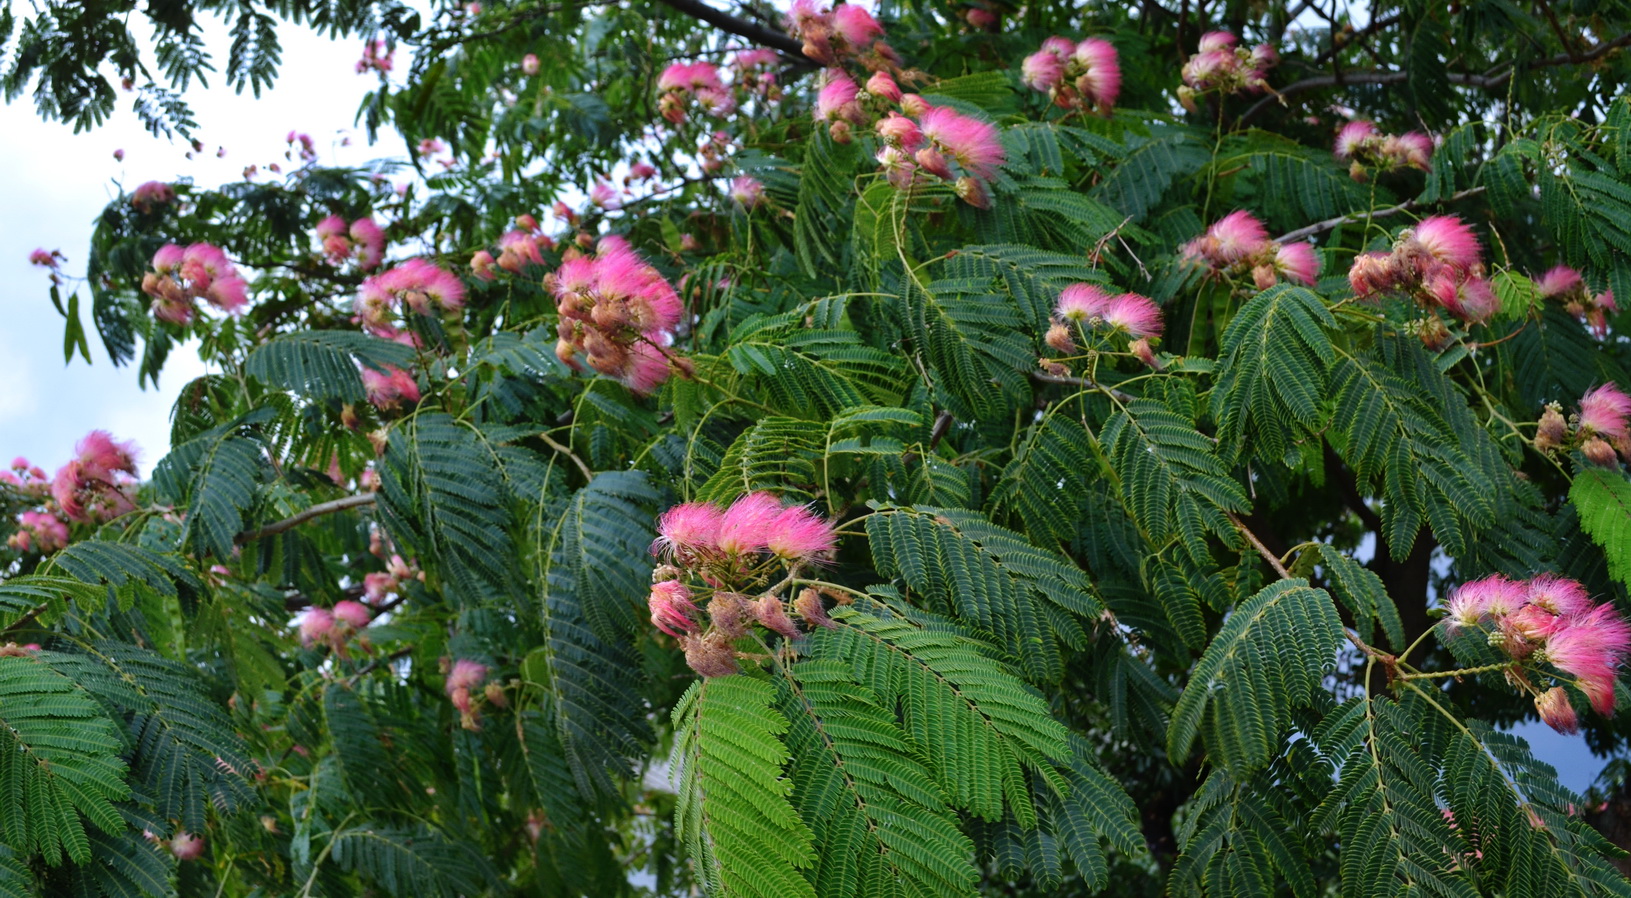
[
  {"left": 330, "top": 823, "right": 493, "bottom": 898},
  {"left": 1167, "top": 579, "right": 1342, "bottom": 773},
  {"left": 1101, "top": 398, "right": 1248, "bottom": 563},
  {"left": 243, "top": 329, "right": 418, "bottom": 403},
  {"left": 673, "top": 676, "right": 818, "bottom": 898},
  {"left": 152, "top": 414, "right": 269, "bottom": 559},
  {"left": 1213, "top": 285, "right": 1337, "bottom": 461},
  {"left": 1571, "top": 467, "right": 1631, "bottom": 590}
]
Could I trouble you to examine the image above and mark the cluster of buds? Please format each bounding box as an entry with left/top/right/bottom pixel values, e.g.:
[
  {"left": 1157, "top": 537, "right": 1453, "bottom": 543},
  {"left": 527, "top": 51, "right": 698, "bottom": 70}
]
[
  {"left": 1535, "top": 383, "right": 1631, "bottom": 469},
  {"left": 870, "top": 92, "right": 1007, "bottom": 208},
  {"left": 28, "top": 248, "right": 64, "bottom": 285},
  {"left": 8, "top": 510, "right": 68, "bottom": 554},
  {"left": 362, "top": 553, "right": 424, "bottom": 605},
  {"left": 354, "top": 258, "right": 467, "bottom": 340},
  {"left": 1444, "top": 573, "right": 1631, "bottom": 733},
  {"left": 445, "top": 658, "right": 504, "bottom": 730},
  {"left": 733, "top": 49, "right": 782, "bottom": 100},
  {"left": 315, "top": 215, "right": 386, "bottom": 271},
  {"left": 1534, "top": 264, "right": 1617, "bottom": 338},
  {"left": 1043, "top": 283, "right": 1165, "bottom": 372},
  {"left": 649, "top": 493, "right": 839, "bottom": 678},
  {"left": 1347, "top": 215, "right": 1496, "bottom": 344},
  {"left": 1333, "top": 121, "right": 1433, "bottom": 181},
  {"left": 1177, "top": 31, "right": 1277, "bottom": 111},
  {"left": 547, "top": 235, "right": 688, "bottom": 395},
  {"left": 130, "top": 180, "right": 176, "bottom": 214},
  {"left": 696, "top": 130, "right": 733, "bottom": 175},
  {"left": 1180, "top": 210, "right": 1321, "bottom": 289},
  {"left": 142, "top": 242, "right": 249, "bottom": 324},
  {"left": 1, "top": 456, "right": 51, "bottom": 499},
  {"left": 472, "top": 216, "right": 556, "bottom": 279},
  {"left": 787, "top": 0, "right": 899, "bottom": 71},
  {"left": 297, "top": 600, "right": 373, "bottom": 657},
  {"left": 285, "top": 131, "right": 316, "bottom": 163},
  {"left": 356, "top": 39, "right": 393, "bottom": 74},
  {"left": 50, "top": 431, "right": 140, "bottom": 524},
  {"left": 657, "top": 62, "right": 736, "bottom": 123},
  {"left": 1020, "top": 36, "right": 1121, "bottom": 115}
]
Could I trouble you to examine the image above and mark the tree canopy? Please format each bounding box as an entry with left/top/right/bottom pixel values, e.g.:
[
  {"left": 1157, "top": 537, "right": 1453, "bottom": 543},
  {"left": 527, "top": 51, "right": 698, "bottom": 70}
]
[{"left": 6, "top": 0, "right": 1631, "bottom": 895}]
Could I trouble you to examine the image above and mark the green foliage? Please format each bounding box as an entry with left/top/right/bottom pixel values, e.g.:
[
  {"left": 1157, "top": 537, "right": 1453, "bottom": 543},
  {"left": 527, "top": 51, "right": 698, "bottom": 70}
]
[{"left": 1572, "top": 468, "right": 1631, "bottom": 592}]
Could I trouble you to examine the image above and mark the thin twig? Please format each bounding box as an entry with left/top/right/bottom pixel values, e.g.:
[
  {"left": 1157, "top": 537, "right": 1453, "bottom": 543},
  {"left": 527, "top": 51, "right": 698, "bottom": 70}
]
[
  {"left": 234, "top": 494, "right": 378, "bottom": 545},
  {"left": 1273, "top": 186, "right": 1486, "bottom": 244},
  {"left": 539, "top": 431, "right": 594, "bottom": 481},
  {"left": 2, "top": 603, "right": 50, "bottom": 635},
  {"left": 1229, "top": 512, "right": 1291, "bottom": 579},
  {"left": 1031, "top": 371, "right": 1137, "bottom": 403}
]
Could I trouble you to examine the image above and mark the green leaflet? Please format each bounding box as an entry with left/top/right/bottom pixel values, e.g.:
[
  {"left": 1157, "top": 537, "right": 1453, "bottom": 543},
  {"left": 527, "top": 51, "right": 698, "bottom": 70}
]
[
  {"left": 673, "top": 676, "right": 818, "bottom": 898},
  {"left": 1570, "top": 467, "right": 1631, "bottom": 590},
  {"left": 1167, "top": 579, "right": 1343, "bottom": 773}
]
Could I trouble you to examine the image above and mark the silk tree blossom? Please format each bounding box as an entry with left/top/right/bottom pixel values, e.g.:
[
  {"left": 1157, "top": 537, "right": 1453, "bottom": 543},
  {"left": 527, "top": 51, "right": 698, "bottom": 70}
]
[
  {"left": 1535, "top": 266, "right": 1617, "bottom": 337},
  {"left": 1402, "top": 215, "right": 1483, "bottom": 276},
  {"left": 496, "top": 230, "right": 543, "bottom": 273},
  {"left": 7, "top": 510, "right": 69, "bottom": 554},
  {"left": 141, "top": 242, "right": 249, "bottom": 321},
  {"left": 814, "top": 70, "right": 864, "bottom": 126},
  {"left": 50, "top": 431, "right": 140, "bottom": 523},
  {"left": 1536, "top": 686, "right": 1580, "bottom": 734},
  {"left": 656, "top": 61, "right": 733, "bottom": 123},
  {"left": 1273, "top": 242, "right": 1321, "bottom": 286},
  {"left": 1535, "top": 265, "right": 1586, "bottom": 301},
  {"left": 919, "top": 105, "right": 1005, "bottom": 181},
  {"left": 360, "top": 365, "right": 421, "bottom": 410},
  {"left": 786, "top": 0, "right": 895, "bottom": 68},
  {"left": 1578, "top": 384, "right": 1631, "bottom": 443},
  {"left": 354, "top": 258, "right": 466, "bottom": 332},
  {"left": 1055, "top": 283, "right": 1114, "bottom": 323},
  {"left": 1336, "top": 122, "right": 1440, "bottom": 179},
  {"left": 1177, "top": 31, "right": 1277, "bottom": 110},
  {"left": 1543, "top": 604, "right": 1631, "bottom": 715},
  {"left": 649, "top": 580, "right": 699, "bottom": 638},
  {"left": 356, "top": 39, "right": 393, "bottom": 74},
  {"left": 729, "top": 176, "right": 765, "bottom": 209},
  {"left": 445, "top": 658, "right": 489, "bottom": 728},
  {"left": 521, "top": 53, "right": 540, "bottom": 75},
  {"left": 316, "top": 214, "right": 351, "bottom": 262},
  {"left": 1020, "top": 35, "right": 1121, "bottom": 113},
  {"left": 547, "top": 236, "right": 687, "bottom": 395},
  {"left": 349, "top": 218, "right": 386, "bottom": 270},
  {"left": 654, "top": 502, "right": 725, "bottom": 561},
  {"left": 1104, "top": 293, "right": 1163, "bottom": 339},
  {"left": 131, "top": 180, "right": 175, "bottom": 213}
]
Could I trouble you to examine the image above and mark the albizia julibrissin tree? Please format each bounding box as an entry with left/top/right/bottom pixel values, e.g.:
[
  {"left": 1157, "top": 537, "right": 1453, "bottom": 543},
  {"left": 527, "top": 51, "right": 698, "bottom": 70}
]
[{"left": 6, "top": 0, "right": 1631, "bottom": 895}]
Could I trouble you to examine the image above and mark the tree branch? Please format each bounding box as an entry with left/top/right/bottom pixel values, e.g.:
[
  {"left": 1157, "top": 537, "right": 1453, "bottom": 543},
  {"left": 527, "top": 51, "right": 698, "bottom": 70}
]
[
  {"left": 1031, "top": 370, "right": 1137, "bottom": 403},
  {"left": 235, "top": 493, "right": 378, "bottom": 545},
  {"left": 651, "top": 0, "right": 807, "bottom": 59},
  {"left": 1242, "top": 32, "right": 1631, "bottom": 124},
  {"left": 1272, "top": 186, "right": 1486, "bottom": 244}
]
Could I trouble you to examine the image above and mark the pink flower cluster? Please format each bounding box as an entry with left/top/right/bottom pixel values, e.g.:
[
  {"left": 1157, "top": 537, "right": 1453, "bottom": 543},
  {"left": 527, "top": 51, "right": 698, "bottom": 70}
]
[
  {"left": 1, "top": 457, "right": 50, "bottom": 499},
  {"left": 1443, "top": 573, "right": 1631, "bottom": 732},
  {"left": 286, "top": 131, "right": 316, "bottom": 163},
  {"left": 657, "top": 61, "right": 736, "bottom": 123},
  {"left": 1043, "top": 284, "right": 1165, "bottom": 371},
  {"left": 316, "top": 215, "right": 386, "bottom": 271},
  {"left": 142, "top": 243, "right": 249, "bottom": 324},
  {"left": 298, "top": 600, "right": 372, "bottom": 657},
  {"left": 8, "top": 510, "right": 68, "bottom": 554},
  {"left": 872, "top": 97, "right": 1007, "bottom": 208},
  {"left": 1021, "top": 36, "right": 1121, "bottom": 114},
  {"left": 733, "top": 48, "right": 781, "bottom": 99},
  {"left": 1177, "top": 31, "right": 1277, "bottom": 111},
  {"left": 445, "top": 658, "right": 504, "bottom": 730},
  {"left": 787, "top": 0, "right": 899, "bottom": 70},
  {"left": 1535, "top": 264, "right": 1617, "bottom": 337},
  {"left": 472, "top": 217, "right": 555, "bottom": 280},
  {"left": 131, "top": 181, "right": 175, "bottom": 214},
  {"left": 1535, "top": 383, "right": 1631, "bottom": 468},
  {"left": 28, "top": 248, "right": 64, "bottom": 285},
  {"left": 49, "top": 431, "right": 140, "bottom": 524},
  {"left": 649, "top": 493, "right": 839, "bottom": 677},
  {"left": 362, "top": 553, "right": 423, "bottom": 605},
  {"left": 355, "top": 258, "right": 467, "bottom": 338},
  {"left": 1333, "top": 121, "right": 1433, "bottom": 180},
  {"left": 1181, "top": 210, "right": 1321, "bottom": 290},
  {"left": 1347, "top": 215, "right": 1497, "bottom": 341},
  {"left": 729, "top": 175, "right": 765, "bottom": 209},
  {"left": 356, "top": 39, "right": 393, "bottom": 74},
  {"left": 546, "top": 236, "right": 686, "bottom": 395}
]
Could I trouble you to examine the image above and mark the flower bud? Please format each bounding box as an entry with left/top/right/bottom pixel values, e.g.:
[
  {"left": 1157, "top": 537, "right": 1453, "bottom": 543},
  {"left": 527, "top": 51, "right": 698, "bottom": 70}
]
[
  {"left": 751, "top": 595, "right": 800, "bottom": 639},
  {"left": 1251, "top": 264, "right": 1278, "bottom": 291},
  {"left": 1131, "top": 337, "right": 1161, "bottom": 370},
  {"left": 1536, "top": 686, "right": 1579, "bottom": 734},
  {"left": 793, "top": 587, "right": 834, "bottom": 629},
  {"left": 1583, "top": 436, "right": 1620, "bottom": 468},
  {"left": 682, "top": 630, "right": 739, "bottom": 678},
  {"left": 709, "top": 593, "right": 749, "bottom": 639},
  {"left": 1044, "top": 323, "right": 1075, "bottom": 353},
  {"left": 1535, "top": 404, "right": 1567, "bottom": 452}
]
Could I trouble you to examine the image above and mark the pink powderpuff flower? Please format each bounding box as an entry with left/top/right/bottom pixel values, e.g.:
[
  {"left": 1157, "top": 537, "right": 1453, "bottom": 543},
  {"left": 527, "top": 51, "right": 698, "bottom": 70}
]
[
  {"left": 28, "top": 248, "right": 58, "bottom": 267},
  {"left": 1544, "top": 604, "right": 1631, "bottom": 715},
  {"left": 1405, "top": 215, "right": 1482, "bottom": 276},
  {"left": 1348, "top": 251, "right": 1398, "bottom": 298},
  {"left": 831, "top": 4, "right": 883, "bottom": 48},
  {"left": 361, "top": 365, "right": 421, "bottom": 409},
  {"left": 1207, "top": 210, "right": 1271, "bottom": 265},
  {"left": 876, "top": 146, "right": 919, "bottom": 190},
  {"left": 1426, "top": 271, "right": 1497, "bottom": 325},
  {"left": 1536, "top": 686, "right": 1580, "bottom": 734},
  {"left": 658, "top": 62, "right": 693, "bottom": 92},
  {"left": 131, "top": 181, "right": 175, "bottom": 213},
  {"left": 918, "top": 106, "right": 1005, "bottom": 182},
  {"left": 765, "top": 505, "right": 837, "bottom": 560},
  {"left": 400, "top": 258, "right": 468, "bottom": 313},
  {"left": 1072, "top": 38, "right": 1121, "bottom": 109},
  {"left": 497, "top": 230, "right": 544, "bottom": 273},
  {"left": 865, "top": 70, "right": 902, "bottom": 103},
  {"left": 1535, "top": 265, "right": 1585, "bottom": 300},
  {"left": 1395, "top": 132, "right": 1433, "bottom": 170},
  {"left": 1055, "top": 283, "right": 1114, "bottom": 323},
  {"left": 628, "top": 162, "right": 657, "bottom": 181},
  {"left": 1181, "top": 48, "right": 1236, "bottom": 89},
  {"left": 875, "top": 112, "right": 923, "bottom": 150},
  {"left": 1443, "top": 574, "right": 1526, "bottom": 631},
  {"left": 654, "top": 502, "right": 725, "bottom": 559},
  {"left": 470, "top": 250, "right": 497, "bottom": 280},
  {"left": 152, "top": 244, "right": 186, "bottom": 274},
  {"left": 1526, "top": 574, "right": 1594, "bottom": 618},
  {"left": 522, "top": 53, "right": 540, "bottom": 75},
  {"left": 735, "top": 49, "right": 779, "bottom": 70},
  {"left": 1580, "top": 383, "right": 1631, "bottom": 442},
  {"left": 590, "top": 179, "right": 621, "bottom": 210},
  {"left": 316, "top": 214, "right": 351, "bottom": 262},
  {"left": 204, "top": 275, "right": 249, "bottom": 313},
  {"left": 1334, "top": 120, "right": 1378, "bottom": 159},
  {"left": 649, "top": 580, "right": 699, "bottom": 638},
  {"left": 446, "top": 659, "right": 488, "bottom": 694},
  {"left": 1274, "top": 242, "right": 1321, "bottom": 286},
  {"left": 1250, "top": 43, "right": 1278, "bottom": 68},
  {"left": 169, "top": 833, "right": 205, "bottom": 862},
  {"left": 717, "top": 492, "right": 785, "bottom": 556},
  {"left": 363, "top": 571, "right": 397, "bottom": 604},
  {"left": 814, "top": 70, "right": 862, "bottom": 123},
  {"left": 1104, "top": 293, "right": 1163, "bottom": 339},
  {"left": 333, "top": 600, "right": 372, "bottom": 629},
  {"left": 181, "top": 243, "right": 231, "bottom": 290},
  {"left": 76, "top": 431, "right": 138, "bottom": 481},
  {"left": 1197, "top": 30, "right": 1237, "bottom": 53},
  {"left": 619, "top": 342, "right": 672, "bottom": 395},
  {"left": 1022, "top": 50, "right": 1066, "bottom": 91},
  {"left": 729, "top": 176, "right": 765, "bottom": 210},
  {"left": 299, "top": 607, "right": 335, "bottom": 647},
  {"left": 349, "top": 218, "right": 386, "bottom": 271}
]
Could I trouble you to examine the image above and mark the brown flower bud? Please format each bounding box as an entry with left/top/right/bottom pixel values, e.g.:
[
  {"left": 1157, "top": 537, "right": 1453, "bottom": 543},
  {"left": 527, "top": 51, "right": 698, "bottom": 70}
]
[
  {"left": 793, "top": 588, "right": 834, "bottom": 629},
  {"left": 751, "top": 595, "right": 800, "bottom": 640},
  {"left": 1583, "top": 436, "right": 1620, "bottom": 468},
  {"left": 1534, "top": 404, "right": 1567, "bottom": 452},
  {"left": 1044, "top": 323, "right": 1075, "bottom": 353},
  {"left": 682, "top": 630, "right": 739, "bottom": 678}
]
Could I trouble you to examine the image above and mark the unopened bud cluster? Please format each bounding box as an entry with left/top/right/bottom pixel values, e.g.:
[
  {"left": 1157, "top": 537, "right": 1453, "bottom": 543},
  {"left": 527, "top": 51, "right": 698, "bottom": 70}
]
[
  {"left": 1534, "top": 383, "right": 1631, "bottom": 469},
  {"left": 547, "top": 235, "right": 689, "bottom": 395},
  {"left": 648, "top": 493, "right": 840, "bottom": 678}
]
